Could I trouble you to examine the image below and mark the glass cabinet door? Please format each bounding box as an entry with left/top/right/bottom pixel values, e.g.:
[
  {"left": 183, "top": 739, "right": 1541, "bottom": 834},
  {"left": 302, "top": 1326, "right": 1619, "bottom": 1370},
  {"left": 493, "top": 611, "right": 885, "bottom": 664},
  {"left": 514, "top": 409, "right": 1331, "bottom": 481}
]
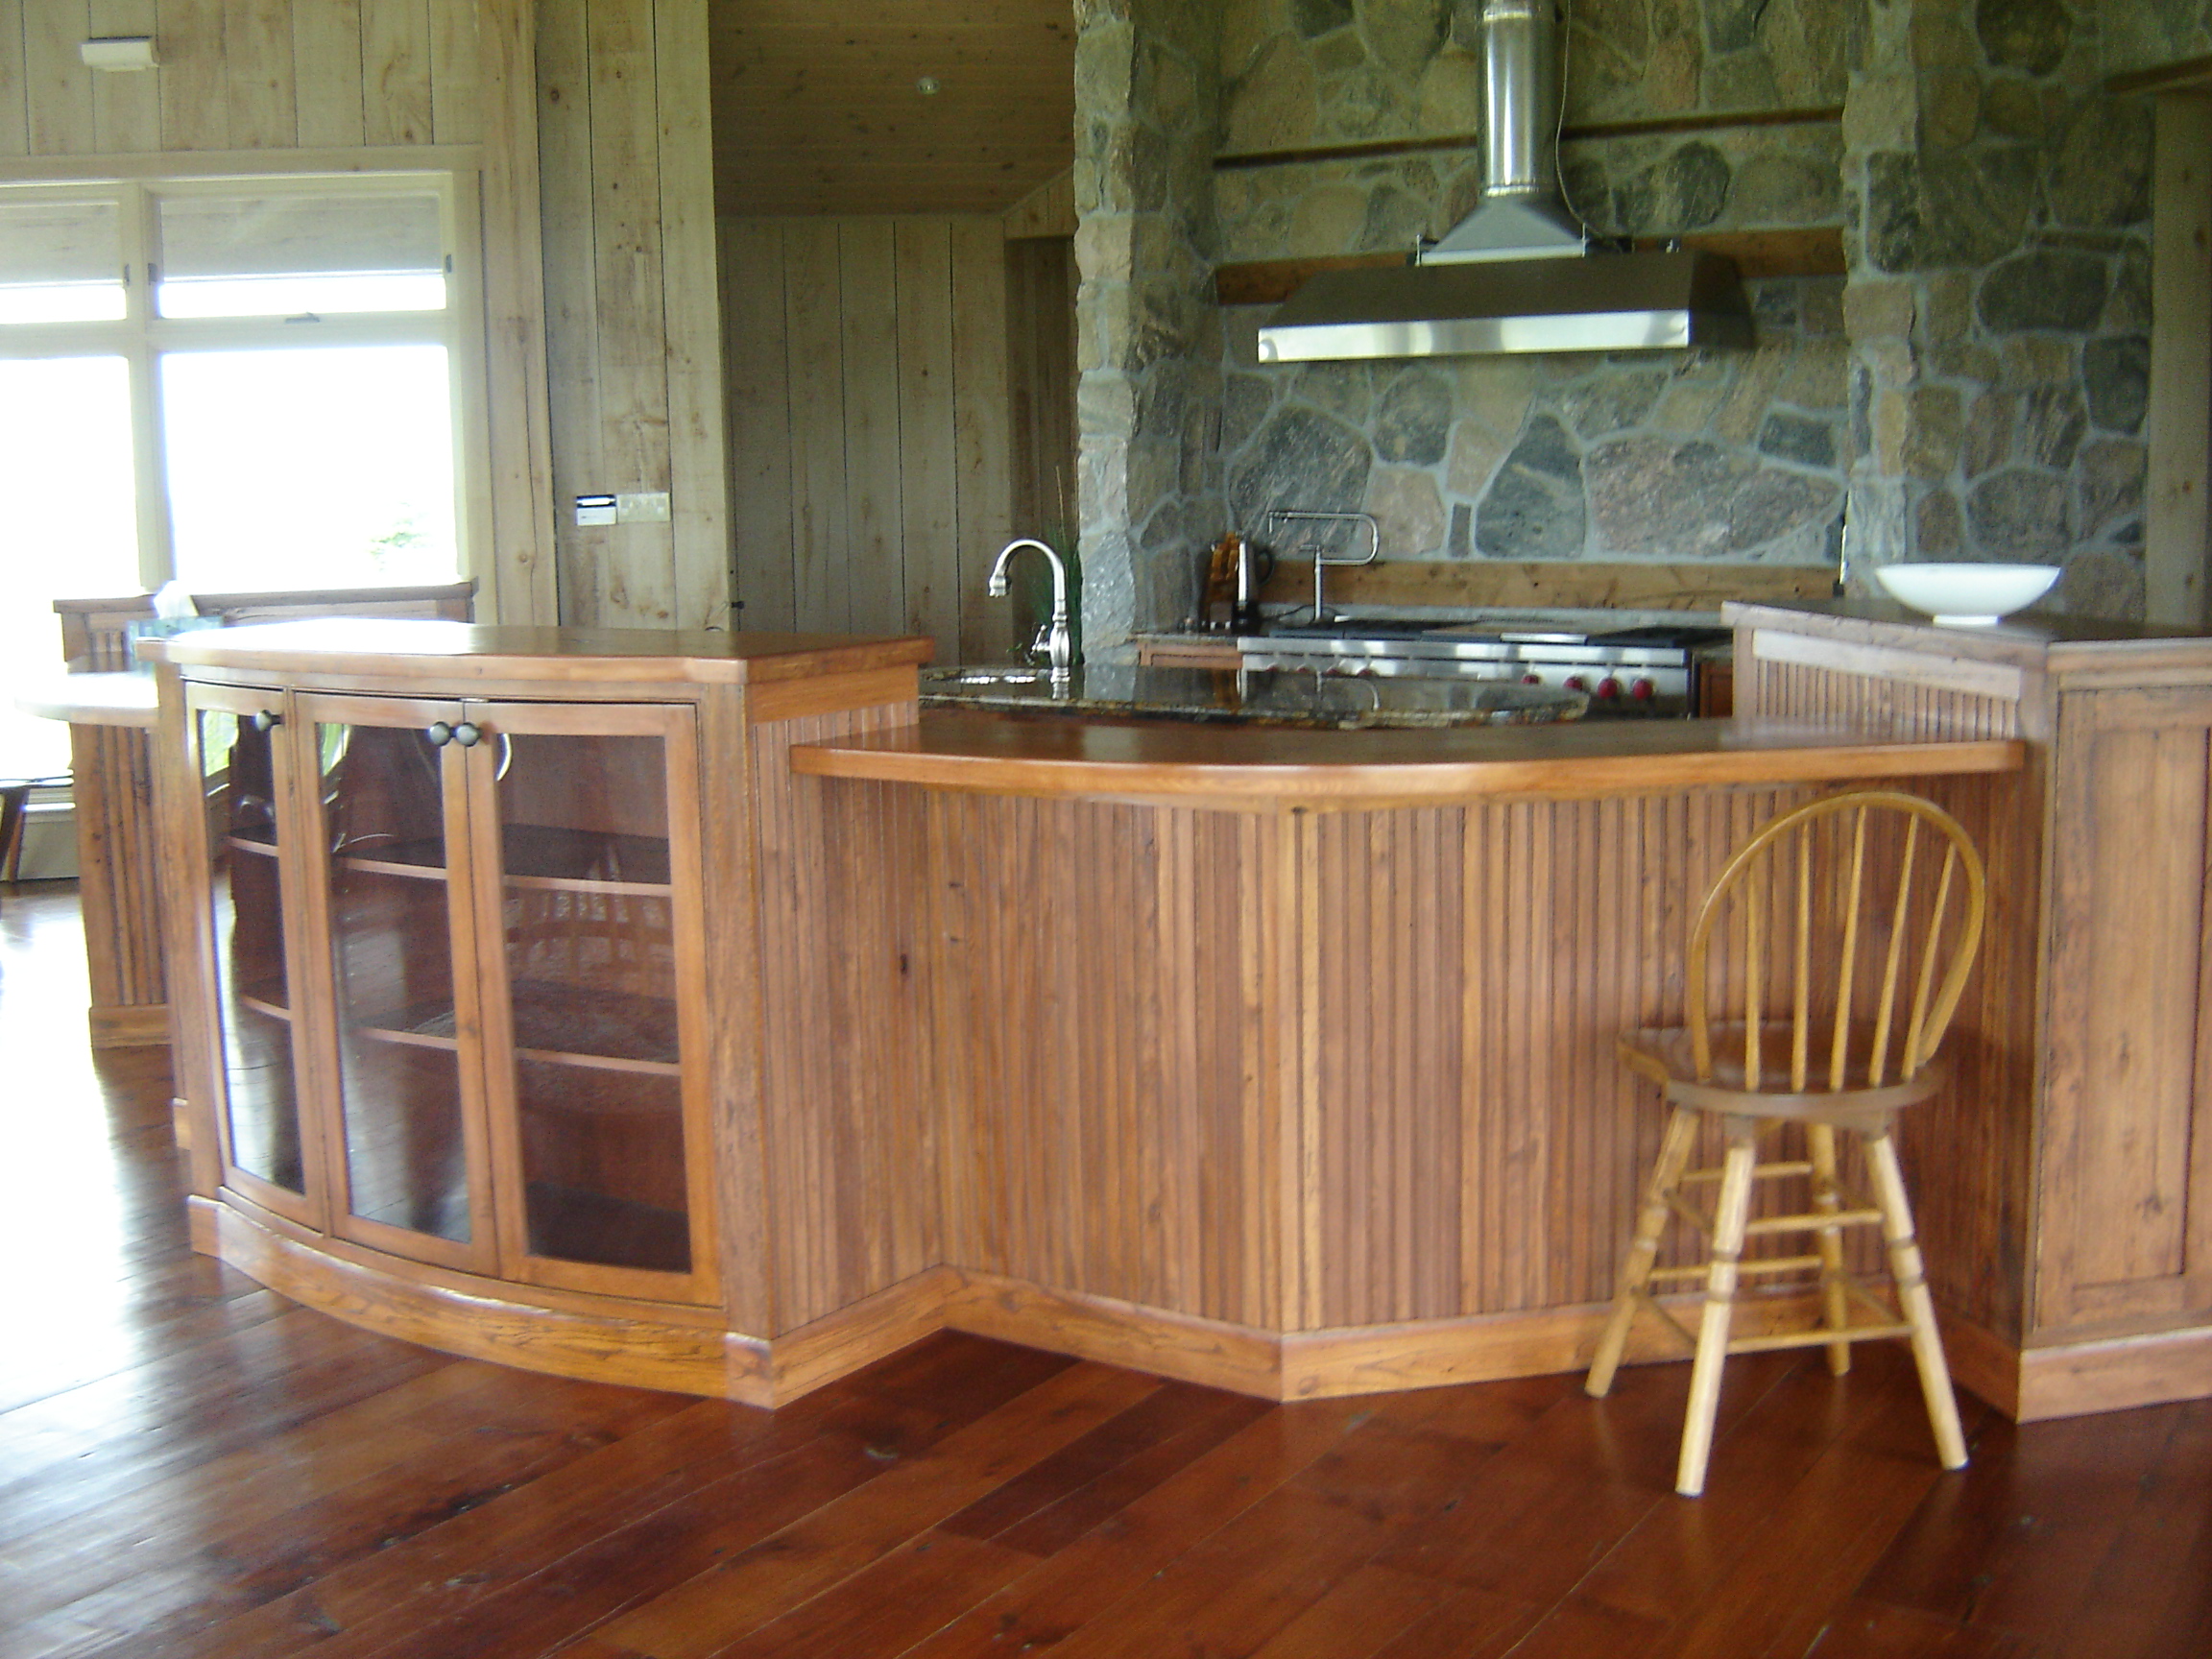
[
  {"left": 464, "top": 702, "right": 715, "bottom": 1303},
  {"left": 296, "top": 694, "right": 495, "bottom": 1273},
  {"left": 187, "top": 685, "right": 320, "bottom": 1225}
]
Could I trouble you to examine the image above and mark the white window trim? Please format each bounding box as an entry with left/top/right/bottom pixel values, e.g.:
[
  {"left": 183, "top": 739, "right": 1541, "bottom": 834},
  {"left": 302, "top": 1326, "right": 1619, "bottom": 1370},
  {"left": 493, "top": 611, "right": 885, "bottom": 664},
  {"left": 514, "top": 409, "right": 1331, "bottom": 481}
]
[{"left": 0, "top": 163, "right": 489, "bottom": 596}]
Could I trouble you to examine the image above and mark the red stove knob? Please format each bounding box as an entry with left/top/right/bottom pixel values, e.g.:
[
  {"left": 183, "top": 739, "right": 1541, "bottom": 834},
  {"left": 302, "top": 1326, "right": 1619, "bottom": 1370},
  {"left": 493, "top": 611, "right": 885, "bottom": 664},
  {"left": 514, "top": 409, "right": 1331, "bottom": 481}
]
[
  {"left": 1596, "top": 676, "right": 1623, "bottom": 700},
  {"left": 1628, "top": 677, "right": 1657, "bottom": 702},
  {"left": 1562, "top": 674, "right": 1589, "bottom": 692},
  {"left": 1521, "top": 672, "right": 1543, "bottom": 685}
]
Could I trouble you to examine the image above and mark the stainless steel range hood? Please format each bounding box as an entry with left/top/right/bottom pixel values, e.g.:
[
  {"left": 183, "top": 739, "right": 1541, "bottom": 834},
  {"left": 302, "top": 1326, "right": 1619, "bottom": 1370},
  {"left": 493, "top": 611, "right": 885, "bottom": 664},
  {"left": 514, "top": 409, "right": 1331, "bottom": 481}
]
[{"left": 1256, "top": 0, "right": 1753, "bottom": 363}]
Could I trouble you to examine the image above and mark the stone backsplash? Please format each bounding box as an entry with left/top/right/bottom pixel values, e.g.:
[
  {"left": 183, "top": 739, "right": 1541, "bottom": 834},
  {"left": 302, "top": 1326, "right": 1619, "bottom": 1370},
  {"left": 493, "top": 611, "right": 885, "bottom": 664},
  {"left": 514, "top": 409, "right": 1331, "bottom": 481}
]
[
  {"left": 1222, "top": 276, "right": 1847, "bottom": 566},
  {"left": 1070, "top": 0, "right": 2187, "bottom": 639},
  {"left": 1842, "top": 0, "right": 2154, "bottom": 618},
  {"left": 1212, "top": 0, "right": 1855, "bottom": 577},
  {"left": 2102, "top": 1, "right": 2212, "bottom": 77}
]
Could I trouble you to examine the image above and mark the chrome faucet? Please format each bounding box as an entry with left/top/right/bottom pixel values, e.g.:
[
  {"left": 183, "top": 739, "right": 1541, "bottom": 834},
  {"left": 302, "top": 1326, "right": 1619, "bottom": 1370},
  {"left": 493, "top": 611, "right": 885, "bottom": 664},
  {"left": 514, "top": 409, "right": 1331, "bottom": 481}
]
[{"left": 986, "top": 538, "right": 1073, "bottom": 683}]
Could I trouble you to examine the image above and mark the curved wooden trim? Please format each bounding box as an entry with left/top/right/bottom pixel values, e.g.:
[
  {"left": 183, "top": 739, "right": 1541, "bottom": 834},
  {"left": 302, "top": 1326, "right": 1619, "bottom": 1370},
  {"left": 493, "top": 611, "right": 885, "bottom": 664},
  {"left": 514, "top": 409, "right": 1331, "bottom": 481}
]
[
  {"left": 192, "top": 1197, "right": 766, "bottom": 1402},
  {"left": 792, "top": 712, "right": 2024, "bottom": 807}
]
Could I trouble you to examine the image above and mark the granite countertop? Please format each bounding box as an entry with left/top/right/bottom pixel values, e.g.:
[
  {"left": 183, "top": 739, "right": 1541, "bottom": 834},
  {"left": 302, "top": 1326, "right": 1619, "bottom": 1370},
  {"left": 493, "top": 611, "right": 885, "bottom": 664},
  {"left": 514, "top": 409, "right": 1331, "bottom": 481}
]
[{"left": 920, "top": 662, "right": 1588, "bottom": 730}]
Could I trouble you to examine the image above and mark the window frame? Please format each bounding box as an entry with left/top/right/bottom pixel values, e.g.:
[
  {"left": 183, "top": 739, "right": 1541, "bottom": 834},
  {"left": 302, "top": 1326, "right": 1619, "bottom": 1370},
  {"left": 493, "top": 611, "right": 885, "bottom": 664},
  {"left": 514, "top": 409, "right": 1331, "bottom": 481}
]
[{"left": 0, "top": 164, "right": 490, "bottom": 597}]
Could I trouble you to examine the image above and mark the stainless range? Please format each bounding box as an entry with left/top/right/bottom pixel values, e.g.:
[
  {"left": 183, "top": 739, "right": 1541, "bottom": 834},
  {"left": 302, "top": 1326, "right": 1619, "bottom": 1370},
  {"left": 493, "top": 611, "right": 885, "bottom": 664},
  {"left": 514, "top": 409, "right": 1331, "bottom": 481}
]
[{"left": 1234, "top": 610, "right": 1731, "bottom": 716}]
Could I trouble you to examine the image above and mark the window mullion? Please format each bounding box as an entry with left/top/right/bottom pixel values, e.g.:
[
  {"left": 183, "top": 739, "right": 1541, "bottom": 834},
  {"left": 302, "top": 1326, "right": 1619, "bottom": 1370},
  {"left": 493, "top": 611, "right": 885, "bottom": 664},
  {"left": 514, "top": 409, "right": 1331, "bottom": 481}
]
[{"left": 124, "top": 181, "right": 174, "bottom": 590}]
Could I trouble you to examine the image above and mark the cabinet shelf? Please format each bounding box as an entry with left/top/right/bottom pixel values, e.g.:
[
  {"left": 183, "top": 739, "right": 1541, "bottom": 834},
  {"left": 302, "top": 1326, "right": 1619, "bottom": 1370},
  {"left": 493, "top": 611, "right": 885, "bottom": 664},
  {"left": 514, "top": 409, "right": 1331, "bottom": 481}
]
[
  {"left": 224, "top": 830, "right": 280, "bottom": 858},
  {"left": 232, "top": 976, "right": 292, "bottom": 1021},
  {"left": 334, "top": 836, "right": 447, "bottom": 879},
  {"left": 354, "top": 982, "right": 681, "bottom": 1071}
]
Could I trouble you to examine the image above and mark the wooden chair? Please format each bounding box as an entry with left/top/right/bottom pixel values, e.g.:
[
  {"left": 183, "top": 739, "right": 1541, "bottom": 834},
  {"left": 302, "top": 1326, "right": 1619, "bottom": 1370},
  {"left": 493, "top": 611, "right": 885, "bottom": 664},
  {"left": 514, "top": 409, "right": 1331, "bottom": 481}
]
[{"left": 1585, "top": 789, "right": 1985, "bottom": 1497}]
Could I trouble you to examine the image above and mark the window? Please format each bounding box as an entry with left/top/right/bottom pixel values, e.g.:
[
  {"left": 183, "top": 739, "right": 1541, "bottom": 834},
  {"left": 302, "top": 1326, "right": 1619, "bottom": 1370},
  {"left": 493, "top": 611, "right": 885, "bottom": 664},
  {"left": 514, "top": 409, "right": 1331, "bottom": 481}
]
[{"left": 0, "top": 172, "right": 478, "bottom": 776}]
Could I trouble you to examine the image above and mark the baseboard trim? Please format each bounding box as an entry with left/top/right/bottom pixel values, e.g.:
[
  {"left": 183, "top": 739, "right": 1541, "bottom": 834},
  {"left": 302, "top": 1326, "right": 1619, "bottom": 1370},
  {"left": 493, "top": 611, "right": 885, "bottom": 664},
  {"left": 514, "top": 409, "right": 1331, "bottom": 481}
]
[
  {"left": 2016, "top": 1325, "right": 2212, "bottom": 1421},
  {"left": 194, "top": 1198, "right": 755, "bottom": 1401},
  {"left": 187, "top": 1199, "right": 2212, "bottom": 1418}
]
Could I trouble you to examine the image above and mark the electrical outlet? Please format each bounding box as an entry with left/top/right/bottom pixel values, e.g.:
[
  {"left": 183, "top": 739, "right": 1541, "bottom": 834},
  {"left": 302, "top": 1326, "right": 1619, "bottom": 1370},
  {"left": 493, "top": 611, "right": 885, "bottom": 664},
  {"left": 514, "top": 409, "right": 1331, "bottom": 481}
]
[
  {"left": 616, "top": 491, "right": 671, "bottom": 523},
  {"left": 574, "top": 493, "right": 617, "bottom": 526}
]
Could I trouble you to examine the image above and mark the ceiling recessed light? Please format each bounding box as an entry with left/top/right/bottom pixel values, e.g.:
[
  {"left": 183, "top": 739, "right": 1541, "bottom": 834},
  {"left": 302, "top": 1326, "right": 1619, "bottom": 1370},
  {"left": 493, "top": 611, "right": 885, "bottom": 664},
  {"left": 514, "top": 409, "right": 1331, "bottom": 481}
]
[{"left": 915, "top": 75, "right": 941, "bottom": 95}]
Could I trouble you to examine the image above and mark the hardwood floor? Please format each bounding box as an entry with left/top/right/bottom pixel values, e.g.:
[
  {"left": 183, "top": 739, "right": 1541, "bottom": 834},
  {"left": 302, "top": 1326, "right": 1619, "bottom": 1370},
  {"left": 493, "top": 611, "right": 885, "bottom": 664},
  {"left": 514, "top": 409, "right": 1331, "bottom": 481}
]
[{"left": 3, "top": 881, "right": 2207, "bottom": 1659}]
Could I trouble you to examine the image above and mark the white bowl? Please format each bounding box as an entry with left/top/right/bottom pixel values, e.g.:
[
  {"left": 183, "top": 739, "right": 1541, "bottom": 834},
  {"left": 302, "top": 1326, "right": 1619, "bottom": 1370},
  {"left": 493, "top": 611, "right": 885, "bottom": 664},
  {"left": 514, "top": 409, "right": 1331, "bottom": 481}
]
[{"left": 1873, "top": 563, "right": 2059, "bottom": 626}]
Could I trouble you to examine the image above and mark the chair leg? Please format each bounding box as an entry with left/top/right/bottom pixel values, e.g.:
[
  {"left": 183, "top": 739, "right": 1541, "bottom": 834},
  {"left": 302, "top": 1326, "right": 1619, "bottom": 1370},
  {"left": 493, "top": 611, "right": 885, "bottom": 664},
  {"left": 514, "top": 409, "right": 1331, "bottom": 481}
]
[
  {"left": 1587, "top": 1104, "right": 1701, "bottom": 1398},
  {"left": 1863, "top": 1128, "right": 1969, "bottom": 1472},
  {"left": 1806, "top": 1122, "right": 1852, "bottom": 1377},
  {"left": 1677, "top": 1121, "right": 1757, "bottom": 1497}
]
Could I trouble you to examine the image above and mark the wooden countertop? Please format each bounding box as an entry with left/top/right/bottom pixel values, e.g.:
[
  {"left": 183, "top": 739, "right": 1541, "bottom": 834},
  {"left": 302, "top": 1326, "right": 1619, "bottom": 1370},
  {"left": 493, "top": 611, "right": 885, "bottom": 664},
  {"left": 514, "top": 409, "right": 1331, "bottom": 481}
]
[
  {"left": 144, "top": 618, "right": 935, "bottom": 686},
  {"left": 791, "top": 710, "right": 2024, "bottom": 806},
  {"left": 1726, "top": 599, "right": 2212, "bottom": 681},
  {"left": 13, "top": 672, "right": 159, "bottom": 730}
]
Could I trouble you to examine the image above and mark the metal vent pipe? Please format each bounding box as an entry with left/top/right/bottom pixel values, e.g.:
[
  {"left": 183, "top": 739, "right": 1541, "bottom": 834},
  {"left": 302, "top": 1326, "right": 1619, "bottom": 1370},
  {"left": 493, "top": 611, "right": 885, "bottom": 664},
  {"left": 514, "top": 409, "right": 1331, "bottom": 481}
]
[{"left": 1479, "top": 0, "right": 1563, "bottom": 208}]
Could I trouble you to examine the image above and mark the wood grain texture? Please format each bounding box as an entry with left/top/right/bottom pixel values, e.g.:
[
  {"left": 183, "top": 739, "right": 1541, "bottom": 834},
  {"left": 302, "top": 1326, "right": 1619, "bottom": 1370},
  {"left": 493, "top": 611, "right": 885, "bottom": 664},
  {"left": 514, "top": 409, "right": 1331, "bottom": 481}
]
[
  {"left": 65, "top": 724, "right": 168, "bottom": 1046},
  {"left": 2040, "top": 686, "right": 2212, "bottom": 1335},
  {"left": 8, "top": 915, "right": 2207, "bottom": 1659},
  {"left": 793, "top": 709, "right": 2025, "bottom": 806},
  {"left": 747, "top": 699, "right": 937, "bottom": 1334},
  {"left": 1735, "top": 605, "right": 2212, "bottom": 1413},
  {"left": 709, "top": 0, "right": 1073, "bottom": 216},
  {"left": 724, "top": 219, "right": 799, "bottom": 632},
  {"left": 721, "top": 214, "right": 1024, "bottom": 664},
  {"left": 654, "top": 0, "right": 731, "bottom": 634}
]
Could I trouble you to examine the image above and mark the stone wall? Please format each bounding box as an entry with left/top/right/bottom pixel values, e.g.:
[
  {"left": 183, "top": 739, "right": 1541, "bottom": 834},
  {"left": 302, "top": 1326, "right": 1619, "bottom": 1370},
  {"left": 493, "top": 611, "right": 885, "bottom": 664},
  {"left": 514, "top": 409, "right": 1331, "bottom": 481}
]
[
  {"left": 1842, "top": 0, "right": 2154, "bottom": 617},
  {"left": 2103, "top": 2, "right": 2212, "bottom": 76},
  {"left": 1074, "top": 0, "right": 1228, "bottom": 652},
  {"left": 1213, "top": 0, "right": 1860, "bottom": 578}
]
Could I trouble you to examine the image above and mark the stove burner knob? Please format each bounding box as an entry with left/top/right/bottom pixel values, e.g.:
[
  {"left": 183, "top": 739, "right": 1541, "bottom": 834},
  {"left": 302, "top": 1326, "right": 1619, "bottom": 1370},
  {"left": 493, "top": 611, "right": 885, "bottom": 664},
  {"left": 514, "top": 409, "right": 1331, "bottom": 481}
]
[
  {"left": 1628, "top": 677, "right": 1657, "bottom": 702},
  {"left": 1521, "top": 673, "right": 1544, "bottom": 685},
  {"left": 1596, "top": 676, "right": 1623, "bottom": 700},
  {"left": 1562, "top": 674, "right": 1590, "bottom": 692}
]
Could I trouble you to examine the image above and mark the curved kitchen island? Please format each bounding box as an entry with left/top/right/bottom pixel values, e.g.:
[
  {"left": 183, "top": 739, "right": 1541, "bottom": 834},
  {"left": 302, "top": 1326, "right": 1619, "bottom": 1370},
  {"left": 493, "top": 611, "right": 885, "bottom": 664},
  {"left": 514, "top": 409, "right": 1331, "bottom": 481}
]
[{"left": 148, "top": 619, "right": 2032, "bottom": 1407}]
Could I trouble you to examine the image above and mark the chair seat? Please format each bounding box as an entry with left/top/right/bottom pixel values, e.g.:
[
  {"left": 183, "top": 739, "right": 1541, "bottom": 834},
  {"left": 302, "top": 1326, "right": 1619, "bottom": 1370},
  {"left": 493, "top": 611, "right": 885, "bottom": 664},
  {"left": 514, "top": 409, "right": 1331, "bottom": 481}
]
[{"left": 1617, "top": 1022, "right": 1947, "bottom": 1122}]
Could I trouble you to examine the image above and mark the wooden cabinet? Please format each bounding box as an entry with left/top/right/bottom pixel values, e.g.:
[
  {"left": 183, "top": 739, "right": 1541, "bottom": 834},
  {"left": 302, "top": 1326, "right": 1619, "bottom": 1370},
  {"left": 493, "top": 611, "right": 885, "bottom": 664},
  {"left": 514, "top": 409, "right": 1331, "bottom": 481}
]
[
  {"left": 2039, "top": 685, "right": 2212, "bottom": 1334},
  {"left": 180, "top": 682, "right": 717, "bottom": 1307},
  {"left": 1731, "top": 601, "right": 2212, "bottom": 1419}
]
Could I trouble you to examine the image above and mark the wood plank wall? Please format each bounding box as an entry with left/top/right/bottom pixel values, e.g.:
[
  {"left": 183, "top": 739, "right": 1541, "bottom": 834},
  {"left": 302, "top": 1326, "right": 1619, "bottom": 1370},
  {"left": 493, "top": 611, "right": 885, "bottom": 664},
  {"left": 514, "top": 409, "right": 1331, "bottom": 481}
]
[
  {"left": 724, "top": 215, "right": 1072, "bottom": 666},
  {"left": 0, "top": 0, "right": 479, "bottom": 154},
  {"left": 0, "top": 0, "right": 557, "bottom": 624},
  {"left": 537, "top": 0, "right": 730, "bottom": 632}
]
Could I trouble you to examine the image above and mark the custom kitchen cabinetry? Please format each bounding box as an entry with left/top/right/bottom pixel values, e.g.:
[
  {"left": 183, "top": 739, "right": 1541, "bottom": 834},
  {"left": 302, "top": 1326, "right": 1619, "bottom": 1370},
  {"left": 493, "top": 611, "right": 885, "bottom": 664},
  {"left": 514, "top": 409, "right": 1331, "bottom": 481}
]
[
  {"left": 2038, "top": 685, "right": 2212, "bottom": 1337},
  {"left": 180, "top": 680, "right": 715, "bottom": 1305},
  {"left": 152, "top": 620, "right": 935, "bottom": 1399},
  {"left": 1730, "top": 600, "right": 2212, "bottom": 1419}
]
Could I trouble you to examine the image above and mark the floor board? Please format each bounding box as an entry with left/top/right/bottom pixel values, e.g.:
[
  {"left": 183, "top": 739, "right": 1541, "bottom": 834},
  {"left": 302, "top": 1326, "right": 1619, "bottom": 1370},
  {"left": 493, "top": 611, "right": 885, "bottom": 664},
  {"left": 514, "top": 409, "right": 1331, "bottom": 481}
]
[{"left": 3, "top": 882, "right": 2207, "bottom": 1658}]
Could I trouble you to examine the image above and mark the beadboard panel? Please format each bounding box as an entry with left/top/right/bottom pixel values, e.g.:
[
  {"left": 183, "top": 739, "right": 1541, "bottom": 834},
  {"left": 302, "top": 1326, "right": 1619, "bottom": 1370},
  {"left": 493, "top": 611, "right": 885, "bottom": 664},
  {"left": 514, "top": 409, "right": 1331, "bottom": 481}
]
[{"left": 747, "top": 701, "right": 937, "bottom": 1334}]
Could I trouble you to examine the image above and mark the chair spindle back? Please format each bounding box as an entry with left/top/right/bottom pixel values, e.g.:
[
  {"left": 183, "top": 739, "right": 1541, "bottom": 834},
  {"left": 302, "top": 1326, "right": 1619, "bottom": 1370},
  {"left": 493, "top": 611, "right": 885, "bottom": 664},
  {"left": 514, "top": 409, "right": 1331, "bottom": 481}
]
[{"left": 1684, "top": 791, "right": 1986, "bottom": 1092}]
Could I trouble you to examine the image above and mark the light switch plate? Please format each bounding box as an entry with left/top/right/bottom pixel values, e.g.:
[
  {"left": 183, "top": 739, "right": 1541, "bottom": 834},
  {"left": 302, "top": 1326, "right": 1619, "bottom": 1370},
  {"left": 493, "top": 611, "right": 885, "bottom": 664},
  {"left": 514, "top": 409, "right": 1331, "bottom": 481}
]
[
  {"left": 617, "top": 491, "right": 672, "bottom": 523},
  {"left": 574, "top": 493, "right": 617, "bottom": 526}
]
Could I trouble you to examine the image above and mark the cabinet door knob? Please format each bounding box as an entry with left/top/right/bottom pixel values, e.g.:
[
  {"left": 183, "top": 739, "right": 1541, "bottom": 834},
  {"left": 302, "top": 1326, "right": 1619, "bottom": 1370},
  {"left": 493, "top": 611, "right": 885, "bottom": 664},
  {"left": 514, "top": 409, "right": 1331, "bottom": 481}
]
[
  {"left": 425, "top": 721, "right": 454, "bottom": 746},
  {"left": 452, "top": 721, "right": 483, "bottom": 747},
  {"left": 251, "top": 709, "right": 281, "bottom": 732}
]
